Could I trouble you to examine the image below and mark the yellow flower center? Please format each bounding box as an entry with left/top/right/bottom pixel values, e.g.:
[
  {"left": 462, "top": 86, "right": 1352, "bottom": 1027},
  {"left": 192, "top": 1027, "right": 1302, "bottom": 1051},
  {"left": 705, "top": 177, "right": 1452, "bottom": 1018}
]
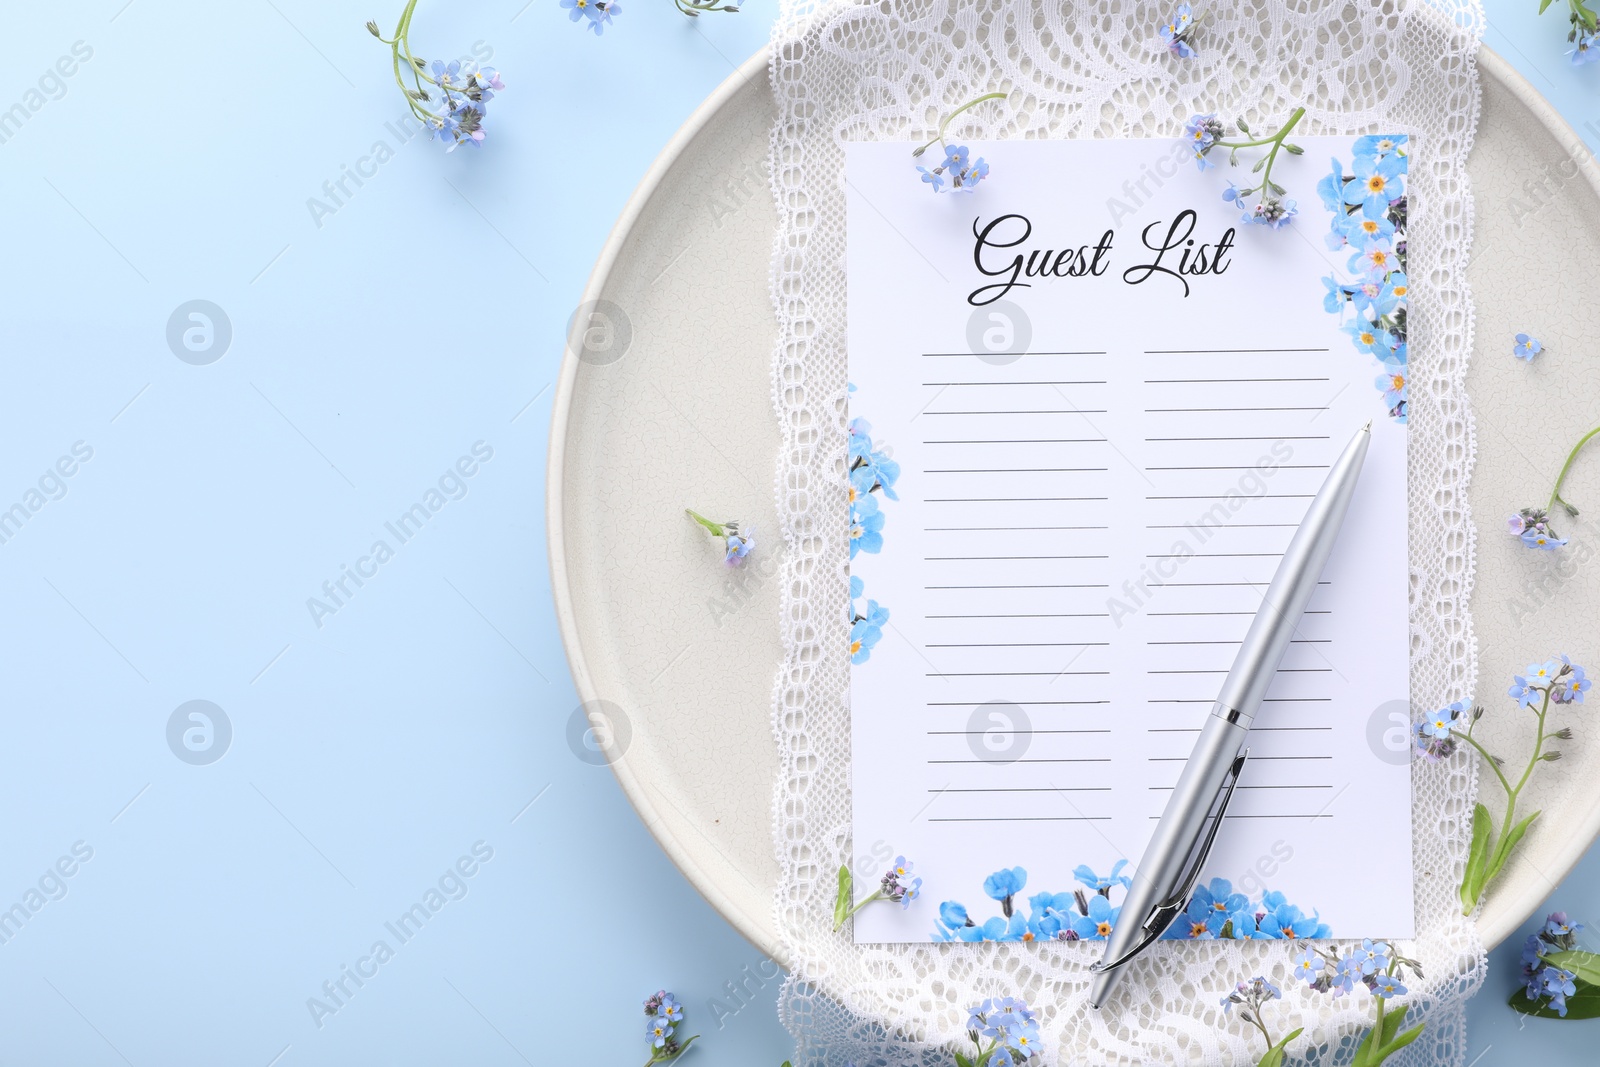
[
  {"left": 850, "top": 640, "right": 862, "bottom": 655},
  {"left": 1392, "top": 285, "right": 1407, "bottom": 296},
  {"left": 1367, "top": 175, "right": 1386, "bottom": 193},
  {"left": 1359, "top": 332, "right": 1375, "bottom": 345},
  {"left": 1096, "top": 921, "right": 1112, "bottom": 936},
  {"left": 1361, "top": 220, "right": 1380, "bottom": 234},
  {"left": 1370, "top": 251, "right": 1388, "bottom": 268},
  {"left": 1392, "top": 375, "right": 1405, "bottom": 389},
  {"left": 1191, "top": 922, "right": 1208, "bottom": 936}
]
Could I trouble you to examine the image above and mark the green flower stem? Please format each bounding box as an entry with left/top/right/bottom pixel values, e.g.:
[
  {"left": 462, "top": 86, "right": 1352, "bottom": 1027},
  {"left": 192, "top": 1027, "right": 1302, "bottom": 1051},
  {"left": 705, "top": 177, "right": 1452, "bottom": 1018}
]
[
  {"left": 685, "top": 509, "right": 726, "bottom": 537},
  {"left": 1547, "top": 423, "right": 1600, "bottom": 515},
  {"left": 376, "top": 0, "right": 447, "bottom": 126},
  {"left": 1571, "top": 0, "right": 1599, "bottom": 34},
  {"left": 834, "top": 888, "right": 884, "bottom": 930},
  {"left": 1213, "top": 106, "right": 1306, "bottom": 197},
  {"left": 1458, "top": 685, "right": 1556, "bottom": 912},
  {"left": 914, "top": 92, "right": 1009, "bottom": 157}
]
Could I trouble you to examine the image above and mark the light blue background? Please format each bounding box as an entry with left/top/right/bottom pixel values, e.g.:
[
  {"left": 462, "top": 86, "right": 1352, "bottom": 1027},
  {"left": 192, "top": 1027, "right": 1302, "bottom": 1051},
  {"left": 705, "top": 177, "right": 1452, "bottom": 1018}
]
[{"left": 0, "top": 1, "right": 1592, "bottom": 1064}]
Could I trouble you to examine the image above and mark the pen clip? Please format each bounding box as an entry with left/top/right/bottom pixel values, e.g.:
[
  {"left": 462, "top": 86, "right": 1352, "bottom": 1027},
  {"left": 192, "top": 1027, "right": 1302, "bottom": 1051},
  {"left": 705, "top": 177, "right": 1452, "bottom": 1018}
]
[{"left": 1090, "top": 749, "right": 1249, "bottom": 974}]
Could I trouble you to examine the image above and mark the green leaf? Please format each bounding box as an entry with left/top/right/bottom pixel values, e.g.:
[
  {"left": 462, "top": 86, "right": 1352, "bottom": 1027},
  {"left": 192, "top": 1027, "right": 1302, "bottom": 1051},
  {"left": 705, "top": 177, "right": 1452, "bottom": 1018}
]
[
  {"left": 1257, "top": 1027, "right": 1304, "bottom": 1067},
  {"left": 1379, "top": 1004, "right": 1407, "bottom": 1047},
  {"left": 1460, "top": 802, "right": 1493, "bottom": 909},
  {"left": 1486, "top": 809, "right": 1541, "bottom": 885},
  {"left": 833, "top": 865, "right": 852, "bottom": 930},
  {"left": 1546, "top": 950, "right": 1600, "bottom": 987},
  {"left": 1508, "top": 978, "right": 1600, "bottom": 1019},
  {"left": 1539, "top": 0, "right": 1556, "bottom": 11},
  {"left": 1379, "top": 1022, "right": 1426, "bottom": 1060},
  {"left": 1352, "top": 1023, "right": 1377, "bottom": 1067}
]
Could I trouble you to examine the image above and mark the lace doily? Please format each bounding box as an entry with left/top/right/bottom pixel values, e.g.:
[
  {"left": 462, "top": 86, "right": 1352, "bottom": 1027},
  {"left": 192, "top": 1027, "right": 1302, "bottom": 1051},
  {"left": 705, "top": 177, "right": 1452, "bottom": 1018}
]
[{"left": 766, "top": 1, "right": 1486, "bottom": 1063}]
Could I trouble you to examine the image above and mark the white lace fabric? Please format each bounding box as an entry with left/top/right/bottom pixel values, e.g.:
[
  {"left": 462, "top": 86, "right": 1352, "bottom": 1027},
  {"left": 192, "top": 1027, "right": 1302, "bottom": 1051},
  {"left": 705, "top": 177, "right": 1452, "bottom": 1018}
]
[{"left": 766, "top": 2, "right": 1486, "bottom": 1063}]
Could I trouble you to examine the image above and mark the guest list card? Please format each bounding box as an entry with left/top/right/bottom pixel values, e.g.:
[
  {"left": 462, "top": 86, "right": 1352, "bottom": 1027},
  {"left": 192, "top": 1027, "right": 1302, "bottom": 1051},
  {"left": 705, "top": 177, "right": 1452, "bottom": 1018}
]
[{"left": 846, "top": 137, "right": 1414, "bottom": 943}]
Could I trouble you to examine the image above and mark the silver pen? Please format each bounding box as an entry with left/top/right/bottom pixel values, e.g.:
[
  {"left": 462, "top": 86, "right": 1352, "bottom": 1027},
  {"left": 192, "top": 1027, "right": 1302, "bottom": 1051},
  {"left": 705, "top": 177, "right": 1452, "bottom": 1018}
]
[{"left": 1087, "top": 420, "right": 1373, "bottom": 1009}]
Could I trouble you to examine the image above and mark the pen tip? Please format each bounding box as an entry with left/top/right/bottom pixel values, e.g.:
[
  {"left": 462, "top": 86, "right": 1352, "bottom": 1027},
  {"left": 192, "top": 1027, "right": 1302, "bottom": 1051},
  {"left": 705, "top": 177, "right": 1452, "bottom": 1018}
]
[{"left": 1362, "top": 419, "right": 1372, "bottom": 433}]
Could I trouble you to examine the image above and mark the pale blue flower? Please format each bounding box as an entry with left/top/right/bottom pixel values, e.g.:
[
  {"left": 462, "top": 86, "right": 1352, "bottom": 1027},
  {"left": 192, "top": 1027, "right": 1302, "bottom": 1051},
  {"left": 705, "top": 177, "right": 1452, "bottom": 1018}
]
[
  {"left": 1348, "top": 238, "right": 1398, "bottom": 279},
  {"left": 1254, "top": 900, "right": 1329, "bottom": 940},
  {"left": 646, "top": 1016, "right": 674, "bottom": 1047},
  {"left": 1070, "top": 893, "right": 1120, "bottom": 940},
  {"left": 1344, "top": 320, "right": 1393, "bottom": 357},
  {"left": 1344, "top": 152, "right": 1406, "bottom": 215},
  {"left": 1073, "top": 859, "right": 1132, "bottom": 893},
  {"left": 1341, "top": 202, "right": 1397, "bottom": 244},
  {"left": 984, "top": 866, "right": 1028, "bottom": 902},
  {"left": 918, "top": 165, "right": 946, "bottom": 192},
  {"left": 1358, "top": 939, "right": 1391, "bottom": 975},
  {"left": 849, "top": 615, "right": 883, "bottom": 664},
  {"left": 1569, "top": 32, "right": 1600, "bottom": 66},
  {"left": 1371, "top": 974, "right": 1407, "bottom": 999},
  {"left": 1353, "top": 134, "right": 1407, "bottom": 161},
  {"left": 1316, "top": 158, "right": 1349, "bottom": 214},
  {"left": 1292, "top": 945, "right": 1325, "bottom": 983},
  {"left": 1513, "top": 333, "right": 1543, "bottom": 361}
]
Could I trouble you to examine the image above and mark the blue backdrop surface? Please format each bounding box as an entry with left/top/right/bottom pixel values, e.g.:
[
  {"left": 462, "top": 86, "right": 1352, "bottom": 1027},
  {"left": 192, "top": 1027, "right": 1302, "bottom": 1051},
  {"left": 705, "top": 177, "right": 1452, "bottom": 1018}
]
[{"left": 0, "top": 2, "right": 1594, "bottom": 1064}]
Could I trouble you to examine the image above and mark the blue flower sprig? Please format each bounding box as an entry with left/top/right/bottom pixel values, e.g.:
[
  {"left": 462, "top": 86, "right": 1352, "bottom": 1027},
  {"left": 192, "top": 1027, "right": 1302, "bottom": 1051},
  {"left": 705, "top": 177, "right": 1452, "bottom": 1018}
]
[
  {"left": 848, "top": 575, "right": 887, "bottom": 665},
  {"left": 956, "top": 998, "right": 1043, "bottom": 1067},
  {"left": 833, "top": 855, "right": 922, "bottom": 931},
  {"left": 367, "top": 3, "right": 503, "bottom": 150},
  {"left": 913, "top": 93, "right": 1007, "bottom": 193},
  {"left": 932, "top": 865, "right": 1327, "bottom": 943},
  {"left": 686, "top": 509, "right": 755, "bottom": 565},
  {"left": 1507, "top": 423, "right": 1600, "bottom": 550},
  {"left": 1318, "top": 137, "right": 1410, "bottom": 422},
  {"left": 1556, "top": 0, "right": 1600, "bottom": 64},
  {"left": 561, "top": 0, "right": 620, "bottom": 34},
  {"left": 1186, "top": 108, "right": 1306, "bottom": 227},
  {"left": 1219, "top": 977, "right": 1302, "bottom": 1067},
  {"left": 1514, "top": 911, "right": 1600, "bottom": 1018},
  {"left": 1293, "top": 942, "right": 1425, "bottom": 1066},
  {"left": 643, "top": 991, "right": 698, "bottom": 1065},
  {"left": 1415, "top": 656, "right": 1589, "bottom": 914},
  {"left": 1159, "top": 4, "right": 1201, "bottom": 59}
]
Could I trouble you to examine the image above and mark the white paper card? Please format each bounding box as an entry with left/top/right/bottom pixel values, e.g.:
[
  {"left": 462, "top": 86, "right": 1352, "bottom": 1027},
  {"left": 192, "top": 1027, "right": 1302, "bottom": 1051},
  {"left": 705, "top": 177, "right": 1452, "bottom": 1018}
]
[{"left": 846, "top": 136, "right": 1414, "bottom": 944}]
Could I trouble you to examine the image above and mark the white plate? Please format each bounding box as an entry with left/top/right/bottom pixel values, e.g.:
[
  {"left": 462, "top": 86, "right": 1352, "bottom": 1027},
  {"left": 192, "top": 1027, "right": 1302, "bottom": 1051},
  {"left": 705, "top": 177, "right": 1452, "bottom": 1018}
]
[{"left": 548, "top": 45, "right": 1600, "bottom": 962}]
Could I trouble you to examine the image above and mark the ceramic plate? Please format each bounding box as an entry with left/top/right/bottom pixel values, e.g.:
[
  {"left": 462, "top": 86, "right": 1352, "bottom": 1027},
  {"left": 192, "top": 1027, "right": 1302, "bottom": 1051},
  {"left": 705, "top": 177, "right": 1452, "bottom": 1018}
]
[{"left": 548, "top": 45, "right": 1600, "bottom": 961}]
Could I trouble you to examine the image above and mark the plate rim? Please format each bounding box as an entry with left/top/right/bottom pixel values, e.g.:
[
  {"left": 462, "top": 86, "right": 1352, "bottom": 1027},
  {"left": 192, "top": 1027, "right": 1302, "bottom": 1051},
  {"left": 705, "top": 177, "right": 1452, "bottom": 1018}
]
[{"left": 546, "top": 41, "right": 1600, "bottom": 962}]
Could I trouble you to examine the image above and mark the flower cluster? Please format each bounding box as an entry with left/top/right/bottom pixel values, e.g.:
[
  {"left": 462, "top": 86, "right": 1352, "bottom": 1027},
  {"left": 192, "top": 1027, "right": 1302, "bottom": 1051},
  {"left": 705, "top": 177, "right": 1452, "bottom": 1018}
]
[
  {"left": 932, "top": 866, "right": 1327, "bottom": 943},
  {"left": 834, "top": 855, "right": 922, "bottom": 930},
  {"left": 686, "top": 510, "right": 755, "bottom": 565},
  {"left": 882, "top": 855, "right": 923, "bottom": 908},
  {"left": 960, "top": 998, "right": 1043, "bottom": 1067},
  {"left": 1510, "top": 655, "right": 1590, "bottom": 707},
  {"left": 1521, "top": 912, "right": 1586, "bottom": 1016},
  {"left": 1507, "top": 422, "right": 1599, "bottom": 550},
  {"left": 1567, "top": 2, "right": 1600, "bottom": 65},
  {"left": 1159, "top": 4, "right": 1199, "bottom": 59},
  {"left": 1292, "top": 940, "right": 1423, "bottom": 999},
  {"left": 918, "top": 144, "right": 991, "bottom": 194},
  {"left": 848, "top": 575, "right": 888, "bottom": 665},
  {"left": 561, "top": 0, "right": 621, "bottom": 35},
  {"left": 643, "top": 991, "right": 697, "bottom": 1064},
  {"left": 1414, "top": 700, "right": 1474, "bottom": 763},
  {"left": 1186, "top": 109, "right": 1306, "bottom": 228},
  {"left": 1319, "top": 136, "right": 1410, "bottom": 422},
  {"left": 1514, "top": 333, "right": 1544, "bottom": 361},
  {"left": 1508, "top": 508, "right": 1567, "bottom": 550},
  {"left": 911, "top": 93, "right": 1006, "bottom": 194},
  {"left": 367, "top": 6, "right": 505, "bottom": 152},
  {"left": 848, "top": 416, "right": 899, "bottom": 559},
  {"left": 1219, "top": 975, "right": 1281, "bottom": 1023}
]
